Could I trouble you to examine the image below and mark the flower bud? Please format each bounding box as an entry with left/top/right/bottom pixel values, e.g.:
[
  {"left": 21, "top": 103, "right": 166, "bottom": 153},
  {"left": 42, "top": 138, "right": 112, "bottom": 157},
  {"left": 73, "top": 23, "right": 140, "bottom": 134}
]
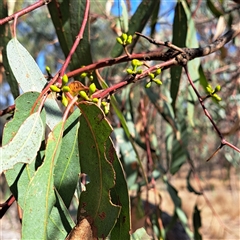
[
  {"left": 148, "top": 73, "right": 155, "bottom": 80},
  {"left": 50, "top": 85, "right": 61, "bottom": 92},
  {"left": 116, "top": 37, "right": 123, "bottom": 45},
  {"left": 79, "top": 90, "right": 89, "bottom": 100},
  {"left": 215, "top": 85, "right": 221, "bottom": 92},
  {"left": 62, "top": 74, "right": 68, "bottom": 85},
  {"left": 89, "top": 83, "right": 97, "bottom": 95},
  {"left": 145, "top": 81, "right": 152, "bottom": 88},
  {"left": 62, "top": 94, "right": 68, "bottom": 107},
  {"left": 126, "top": 35, "right": 132, "bottom": 44},
  {"left": 126, "top": 68, "right": 133, "bottom": 74},
  {"left": 80, "top": 72, "right": 87, "bottom": 78},
  {"left": 155, "top": 68, "right": 161, "bottom": 75},
  {"left": 154, "top": 79, "right": 162, "bottom": 85},
  {"left": 122, "top": 33, "right": 128, "bottom": 41},
  {"left": 62, "top": 86, "right": 70, "bottom": 92}
]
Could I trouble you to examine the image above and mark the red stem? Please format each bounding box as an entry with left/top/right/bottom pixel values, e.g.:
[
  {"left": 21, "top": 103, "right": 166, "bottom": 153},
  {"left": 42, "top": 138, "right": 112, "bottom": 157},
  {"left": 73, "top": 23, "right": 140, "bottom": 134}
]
[
  {"left": 184, "top": 65, "right": 240, "bottom": 154},
  {"left": 59, "top": 0, "right": 90, "bottom": 78},
  {"left": 0, "top": 0, "right": 50, "bottom": 26},
  {"left": 0, "top": 194, "right": 15, "bottom": 219}
]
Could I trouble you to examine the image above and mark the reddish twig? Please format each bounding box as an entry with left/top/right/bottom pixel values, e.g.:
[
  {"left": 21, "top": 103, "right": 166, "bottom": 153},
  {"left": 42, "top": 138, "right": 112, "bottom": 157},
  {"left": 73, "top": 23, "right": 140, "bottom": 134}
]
[
  {"left": 91, "top": 59, "right": 176, "bottom": 99},
  {"left": 0, "top": 104, "right": 15, "bottom": 116},
  {"left": 31, "top": 0, "right": 89, "bottom": 113},
  {"left": 59, "top": 0, "right": 90, "bottom": 78},
  {"left": 184, "top": 65, "right": 240, "bottom": 157},
  {"left": 136, "top": 32, "right": 185, "bottom": 53},
  {"left": 0, "top": 194, "right": 15, "bottom": 219},
  {"left": 0, "top": 0, "right": 51, "bottom": 29}
]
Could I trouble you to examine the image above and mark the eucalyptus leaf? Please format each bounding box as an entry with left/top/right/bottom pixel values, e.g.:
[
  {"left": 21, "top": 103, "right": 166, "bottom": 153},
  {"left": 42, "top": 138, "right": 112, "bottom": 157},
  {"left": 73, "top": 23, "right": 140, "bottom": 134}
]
[
  {"left": 78, "top": 102, "right": 120, "bottom": 238},
  {"left": 22, "top": 121, "right": 64, "bottom": 239},
  {"left": 0, "top": 112, "right": 44, "bottom": 173}
]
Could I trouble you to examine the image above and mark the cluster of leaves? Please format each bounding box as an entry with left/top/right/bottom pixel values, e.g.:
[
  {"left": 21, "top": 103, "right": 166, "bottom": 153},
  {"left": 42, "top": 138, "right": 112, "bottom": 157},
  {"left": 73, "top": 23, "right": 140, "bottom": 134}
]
[{"left": 0, "top": 0, "right": 239, "bottom": 240}]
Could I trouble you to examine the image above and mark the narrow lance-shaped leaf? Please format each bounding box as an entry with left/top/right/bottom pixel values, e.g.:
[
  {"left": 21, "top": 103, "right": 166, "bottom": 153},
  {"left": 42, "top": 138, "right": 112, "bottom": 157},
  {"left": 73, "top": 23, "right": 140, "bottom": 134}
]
[
  {"left": 78, "top": 102, "right": 120, "bottom": 238},
  {"left": 193, "top": 205, "right": 202, "bottom": 240},
  {"left": 170, "top": 1, "right": 187, "bottom": 113},
  {"left": 47, "top": 190, "right": 75, "bottom": 239},
  {"left": 22, "top": 121, "right": 64, "bottom": 239},
  {"left": 0, "top": 2, "right": 19, "bottom": 98},
  {"left": 54, "top": 108, "right": 81, "bottom": 208},
  {"left": 107, "top": 138, "right": 131, "bottom": 240},
  {"left": 3, "top": 92, "right": 45, "bottom": 207},
  {"left": 0, "top": 112, "right": 44, "bottom": 173},
  {"left": 7, "top": 38, "right": 46, "bottom": 92},
  {"left": 6, "top": 38, "right": 63, "bottom": 129},
  {"left": 69, "top": 0, "right": 99, "bottom": 86},
  {"left": 182, "top": 0, "right": 200, "bottom": 127}
]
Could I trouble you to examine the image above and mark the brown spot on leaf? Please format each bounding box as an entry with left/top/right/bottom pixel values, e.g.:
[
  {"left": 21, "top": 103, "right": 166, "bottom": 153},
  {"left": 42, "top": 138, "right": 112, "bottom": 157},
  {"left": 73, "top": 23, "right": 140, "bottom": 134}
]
[{"left": 98, "top": 211, "right": 106, "bottom": 220}]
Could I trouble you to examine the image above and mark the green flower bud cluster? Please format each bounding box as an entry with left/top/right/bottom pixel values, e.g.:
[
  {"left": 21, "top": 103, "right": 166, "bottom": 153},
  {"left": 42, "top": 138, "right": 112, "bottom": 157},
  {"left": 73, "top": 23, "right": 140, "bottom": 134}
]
[
  {"left": 116, "top": 33, "right": 132, "bottom": 46},
  {"left": 78, "top": 82, "right": 97, "bottom": 101},
  {"left": 80, "top": 67, "right": 94, "bottom": 81},
  {"left": 101, "top": 101, "right": 110, "bottom": 115},
  {"left": 126, "top": 59, "right": 143, "bottom": 75},
  {"left": 145, "top": 68, "right": 162, "bottom": 88},
  {"left": 206, "top": 84, "right": 222, "bottom": 101},
  {"left": 77, "top": 82, "right": 110, "bottom": 114},
  {"left": 50, "top": 74, "right": 71, "bottom": 106}
]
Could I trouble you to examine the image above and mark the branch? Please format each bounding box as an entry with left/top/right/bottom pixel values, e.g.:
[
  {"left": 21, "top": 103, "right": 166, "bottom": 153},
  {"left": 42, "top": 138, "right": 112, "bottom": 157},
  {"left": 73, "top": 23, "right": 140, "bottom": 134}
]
[
  {"left": 0, "top": 0, "right": 51, "bottom": 26},
  {"left": 67, "top": 22, "right": 240, "bottom": 79},
  {"left": 184, "top": 66, "right": 240, "bottom": 157}
]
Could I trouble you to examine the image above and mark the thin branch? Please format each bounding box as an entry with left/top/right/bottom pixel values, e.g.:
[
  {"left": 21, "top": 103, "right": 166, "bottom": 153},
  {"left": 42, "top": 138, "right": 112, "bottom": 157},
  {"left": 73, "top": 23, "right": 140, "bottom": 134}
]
[
  {"left": 0, "top": 194, "right": 15, "bottom": 219},
  {"left": 0, "top": 104, "right": 15, "bottom": 116},
  {"left": 59, "top": 0, "right": 90, "bottom": 78},
  {"left": 67, "top": 22, "right": 240, "bottom": 79},
  {"left": 136, "top": 32, "right": 185, "bottom": 53},
  {"left": 184, "top": 65, "right": 240, "bottom": 156},
  {"left": 0, "top": 0, "right": 51, "bottom": 26},
  {"left": 91, "top": 59, "right": 176, "bottom": 99}
]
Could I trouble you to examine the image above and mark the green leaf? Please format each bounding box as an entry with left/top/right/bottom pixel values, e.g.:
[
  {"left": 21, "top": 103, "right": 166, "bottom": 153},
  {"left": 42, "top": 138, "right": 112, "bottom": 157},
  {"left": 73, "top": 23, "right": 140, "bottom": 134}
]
[
  {"left": 165, "top": 179, "right": 194, "bottom": 239},
  {"left": 170, "top": 1, "right": 187, "bottom": 113},
  {"left": 54, "top": 108, "right": 81, "bottom": 208},
  {"left": 6, "top": 38, "right": 62, "bottom": 129},
  {"left": 0, "top": 112, "right": 44, "bottom": 173},
  {"left": 111, "top": 0, "right": 159, "bottom": 57},
  {"left": 199, "top": 65, "right": 209, "bottom": 92},
  {"left": 78, "top": 102, "right": 121, "bottom": 238},
  {"left": 150, "top": 0, "right": 160, "bottom": 37},
  {"left": 131, "top": 227, "right": 151, "bottom": 240},
  {"left": 193, "top": 205, "right": 202, "bottom": 240},
  {"left": 22, "top": 121, "right": 64, "bottom": 239},
  {"left": 69, "top": 0, "right": 94, "bottom": 68},
  {"left": 0, "top": 2, "right": 19, "bottom": 98},
  {"left": 3, "top": 92, "right": 45, "bottom": 207},
  {"left": 47, "top": 190, "right": 75, "bottom": 239},
  {"left": 164, "top": 179, "right": 181, "bottom": 208},
  {"left": 170, "top": 66, "right": 182, "bottom": 114},
  {"left": 207, "top": 0, "right": 223, "bottom": 18},
  {"left": 7, "top": 38, "right": 46, "bottom": 92},
  {"left": 120, "top": 0, "right": 129, "bottom": 33},
  {"left": 107, "top": 138, "right": 131, "bottom": 240},
  {"left": 187, "top": 170, "right": 202, "bottom": 195},
  {"left": 114, "top": 128, "right": 138, "bottom": 187},
  {"left": 170, "top": 123, "right": 188, "bottom": 175},
  {"left": 47, "top": 0, "right": 77, "bottom": 70},
  {"left": 145, "top": 86, "right": 178, "bottom": 131},
  {"left": 181, "top": 1, "right": 200, "bottom": 127}
]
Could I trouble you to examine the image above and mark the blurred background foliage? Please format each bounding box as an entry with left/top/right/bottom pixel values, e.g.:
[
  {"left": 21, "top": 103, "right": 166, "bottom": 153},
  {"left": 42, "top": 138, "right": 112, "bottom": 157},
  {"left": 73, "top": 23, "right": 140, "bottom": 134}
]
[{"left": 0, "top": 0, "right": 240, "bottom": 239}]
